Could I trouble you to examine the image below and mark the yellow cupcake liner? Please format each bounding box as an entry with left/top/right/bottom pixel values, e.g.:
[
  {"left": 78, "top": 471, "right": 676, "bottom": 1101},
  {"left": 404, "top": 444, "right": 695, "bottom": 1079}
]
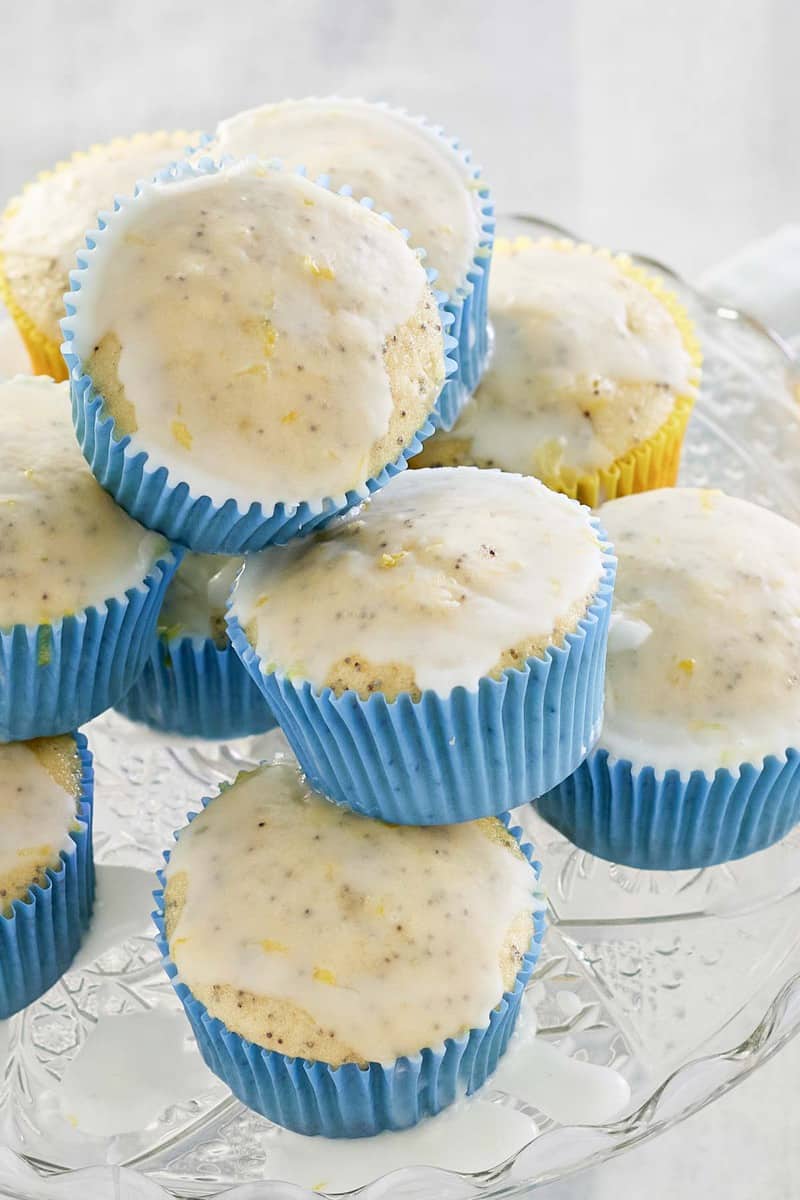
[
  {"left": 491, "top": 236, "right": 703, "bottom": 507},
  {"left": 0, "top": 131, "right": 198, "bottom": 382}
]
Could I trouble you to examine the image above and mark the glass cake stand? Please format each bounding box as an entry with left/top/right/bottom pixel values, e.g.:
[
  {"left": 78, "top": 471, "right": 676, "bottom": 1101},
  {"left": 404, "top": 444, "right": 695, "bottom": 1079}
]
[{"left": 1, "top": 220, "right": 799, "bottom": 1200}]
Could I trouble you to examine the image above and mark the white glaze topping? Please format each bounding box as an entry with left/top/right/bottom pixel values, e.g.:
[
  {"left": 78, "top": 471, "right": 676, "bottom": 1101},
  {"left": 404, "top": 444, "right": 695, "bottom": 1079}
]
[
  {"left": 599, "top": 487, "right": 800, "bottom": 775},
  {"left": 165, "top": 762, "right": 536, "bottom": 1063},
  {"left": 69, "top": 161, "right": 443, "bottom": 510},
  {"left": 0, "top": 376, "right": 166, "bottom": 627},
  {"left": 0, "top": 740, "right": 79, "bottom": 907},
  {"left": 207, "top": 98, "right": 484, "bottom": 297},
  {"left": 232, "top": 466, "right": 605, "bottom": 696},
  {"left": 158, "top": 553, "right": 241, "bottom": 640},
  {"left": 451, "top": 241, "right": 695, "bottom": 476},
  {"left": 0, "top": 131, "right": 192, "bottom": 341}
]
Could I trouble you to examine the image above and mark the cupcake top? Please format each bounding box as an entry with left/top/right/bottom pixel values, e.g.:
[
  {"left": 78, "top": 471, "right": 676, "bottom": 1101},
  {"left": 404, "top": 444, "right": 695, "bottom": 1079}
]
[
  {"left": 0, "top": 376, "right": 167, "bottom": 628},
  {"left": 0, "top": 131, "right": 193, "bottom": 343},
  {"left": 204, "top": 98, "right": 486, "bottom": 298},
  {"left": 232, "top": 466, "right": 605, "bottom": 698},
  {"left": 68, "top": 160, "right": 445, "bottom": 510},
  {"left": 0, "top": 736, "right": 82, "bottom": 913},
  {"left": 158, "top": 553, "right": 241, "bottom": 644},
  {"left": 164, "top": 761, "right": 536, "bottom": 1065},
  {"left": 418, "top": 238, "right": 698, "bottom": 480},
  {"left": 599, "top": 487, "right": 800, "bottom": 775}
]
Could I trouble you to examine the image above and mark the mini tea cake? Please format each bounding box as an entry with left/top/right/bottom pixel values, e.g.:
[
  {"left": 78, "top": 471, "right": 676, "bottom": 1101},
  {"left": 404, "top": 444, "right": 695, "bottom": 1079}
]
[
  {"left": 417, "top": 239, "right": 699, "bottom": 501},
  {"left": 0, "top": 734, "right": 95, "bottom": 1017},
  {"left": 599, "top": 488, "right": 800, "bottom": 774},
  {"left": 0, "top": 376, "right": 166, "bottom": 628},
  {"left": 0, "top": 131, "right": 193, "bottom": 375},
  {"left": 158, "top": 759, "right": 543, "bottom": 1134},
  {"left": 67, "top": 159, "right": 445, "bottom": 519},
  {"left": 164, "top": 762, "right": 536, "bottom": 1065},
  {"left": 116, "top": 553, "right": 275, "bottom": 739},
  {"left": 205, "top": 98, "right": 484, "bottom": 300},
  {"left": 0, "top": 738, "right": 82, "bottom": 911},
  {"left": 537, "top": 487, "right": 800, "bottom": 868},
  {"left": 228, "top": 467, "right": 614, "bottom": 824},
  {"left": 232, "top": 466, "right": 605, "bottom": 698},
  {"left": 0, "top": 375, "right": 175, "bottom": 739}
]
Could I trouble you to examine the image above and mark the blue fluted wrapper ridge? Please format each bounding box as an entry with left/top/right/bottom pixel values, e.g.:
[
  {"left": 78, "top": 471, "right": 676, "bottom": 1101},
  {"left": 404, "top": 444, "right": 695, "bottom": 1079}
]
[
  {"left": 61, "top": 157, "right": 457, "bottom": 555},
  {"left": 116, "top": 632, "right": 276, "bottom": 740},
  {"left": 536, "top": 746, "right": 800, "bottom": 870},
  {"left": 0, "top": 548, "right": 181, "bottom": 741},
  {"left": 0, "top": 732, "right": 95, "bottom": 1018},
  {"left": 154, "top": 809, "right": 545, "bottom": 1137}
]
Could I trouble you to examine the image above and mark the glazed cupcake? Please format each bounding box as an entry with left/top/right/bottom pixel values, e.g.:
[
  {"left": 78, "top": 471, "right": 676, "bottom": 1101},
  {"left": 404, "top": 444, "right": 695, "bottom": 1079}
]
[
  {"left": 0, "top": 375, "right": 179, "bottom": 739},
  {"left": 200, "top": 97, "right": 494, "bottom": 428},
  {"left": 228, "top": 466, "right": 615, "bottom": 823},
  {"left": 62, "top": 158, "right": 451, "bottom": 554},
  {"left": 416, "top": 238, "right": 701, "bottom": 506},
  {"left": 154, "top": 760, "right": 544, "bottom": 1136},
  {"left": 0, "top": 131, "right": 194, "bottom": 380},
  {"left": 537, "top": 488, "right": 800, "bottom": 868},
  {"left": 0, "top": 733, "right": 94, "bottom": 1017},
  {"left": 116, "top": 553, "right": 276, "bottom": 740}
]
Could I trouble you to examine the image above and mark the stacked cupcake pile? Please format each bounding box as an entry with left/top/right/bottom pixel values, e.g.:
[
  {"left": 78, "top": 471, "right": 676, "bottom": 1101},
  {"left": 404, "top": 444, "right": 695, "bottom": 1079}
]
[{"left": 1, "top": 97, "right": 799, "bottom": 1142}]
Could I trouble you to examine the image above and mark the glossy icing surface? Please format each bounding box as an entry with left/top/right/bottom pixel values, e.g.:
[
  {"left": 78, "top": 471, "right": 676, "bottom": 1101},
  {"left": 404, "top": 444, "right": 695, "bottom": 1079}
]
[
  {"left": 165, "top": 761, "right": 536, "bottom": 1064},
  {"left": 207, "top": 98, "right": 484, "bottom": 296},
  {"left": 599, "top": 487, "right": 800, "bottom": 774},
  {"left": 232, "top": 466, "right": 604, "bottom": 697},
  {"left": 0, "top": 376, "right": 166, "bottom": 627},
  {"left": 70, "top": 161, "right": 444, "bottom": 509},
  {"left": 0, "top": 131, "right": 192, "bottom": 340},
  {"left": 426, "top": 240, "right": 696, "bottom": 478}
]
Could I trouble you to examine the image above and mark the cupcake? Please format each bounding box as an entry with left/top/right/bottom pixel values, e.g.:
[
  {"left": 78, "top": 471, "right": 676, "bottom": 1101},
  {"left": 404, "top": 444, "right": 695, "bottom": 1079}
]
[
  {"left": 62, "top": 158, "right": 451, "bottom": 554},
  {"left": 0, "top": 375, "right": 179, "bottom": 740},
  {"left": 0, "top": 733, "right": 94, "bottom": 1018},
  {"left": 416, "top": 238, "right": 701, "bottom": 506},
  {"left": 537, "top": 488, "right": 800, "bottom": 868},
  {"left": 228, "top": 466, "right": 616, "bottom": 823},
  {"left": 200, "top": 97, "right": 494, "bottom": 429},
  {"left": 154, "top": 759, "right": 545, "bottom": 1136},
  {"left": 116, "top": 553, "right": 276, "bottom": 740},
  {"left": 0, "top": 131, "right": 194, "bottom": 381}
]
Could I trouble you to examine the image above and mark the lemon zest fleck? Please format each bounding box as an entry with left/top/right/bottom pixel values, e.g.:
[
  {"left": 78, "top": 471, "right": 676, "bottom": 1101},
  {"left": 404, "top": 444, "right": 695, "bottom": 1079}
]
[
  {"left": 303, "top": 254, "right": 335, "bottom": 280},
  {"left": 261, "top": 938, "right": 288, "bottom": 954},
  {"left": 313, "top": 966, "right": 337, "bottom": 986},
  {"left": 379, "top": 550, "right": 407, "bottom": 569},
  {"left": 171, "top": 420, "right": 193, "bottom": 450}
]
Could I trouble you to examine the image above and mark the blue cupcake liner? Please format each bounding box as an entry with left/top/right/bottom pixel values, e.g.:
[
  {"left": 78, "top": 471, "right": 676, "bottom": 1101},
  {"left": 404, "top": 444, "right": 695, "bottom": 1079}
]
[
  {"left": 116, "top": 632, "right": 277, "bottom": 740},
  {"left": 195, "top": 103, "right": 494, "bottom": 433},
  {"left": 0, "top": 732, "right": 95, "bottom": 1018},
  {"left": 0, "top": 548, "right": 181, "bottom": 741},
  {"left": 536, "top": 745, "right": 800, "bottom": 870},
  {"left": 154, "top": 808, "right": 545, "bottom": 1137},
  {"left": 227, "top": 523, "right": 616, "bottom": 824},
  {"left": 61, "top": 157, "right": 457, "bottom": 555}
]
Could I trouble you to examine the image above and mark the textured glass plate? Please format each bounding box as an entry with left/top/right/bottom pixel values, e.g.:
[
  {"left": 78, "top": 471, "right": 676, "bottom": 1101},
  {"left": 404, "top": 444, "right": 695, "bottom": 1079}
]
[{"left": 1, "top": 221, "right": 799, "bottom": 1200}]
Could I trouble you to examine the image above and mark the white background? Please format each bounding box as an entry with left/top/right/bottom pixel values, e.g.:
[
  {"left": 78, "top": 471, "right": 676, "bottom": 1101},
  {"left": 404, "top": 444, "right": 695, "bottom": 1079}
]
[{"left": 2, "top": 1, "right": 799, "bottom": 1195}]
